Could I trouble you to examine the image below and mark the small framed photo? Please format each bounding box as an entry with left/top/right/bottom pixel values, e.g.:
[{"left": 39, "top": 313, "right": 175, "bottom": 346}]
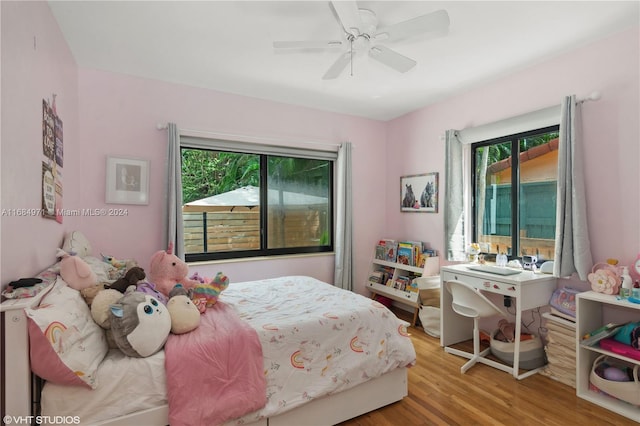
[
  {"left": 400, "top": 172, "right": 438, "bottom": 213},
  {"left": 105, "top": 156, "right": 149, "bottom": 205}
]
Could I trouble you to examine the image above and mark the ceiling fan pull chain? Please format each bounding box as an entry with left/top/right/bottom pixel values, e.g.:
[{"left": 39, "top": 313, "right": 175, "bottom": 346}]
[{"left": 350, "top": 36, "right": 354, "bottom": 77}]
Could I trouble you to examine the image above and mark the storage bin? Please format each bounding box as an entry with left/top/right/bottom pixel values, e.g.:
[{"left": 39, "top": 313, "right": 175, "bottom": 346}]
[
  {"left": 490, "top": 329, "right": 546, "bottom": 370},
  {"left": 589, "top": 355, "right": 640, "bottom": 406},
  {"left": 419, "top": 305, "right": 440, "bottom": 337},
  {"left": 414, "top": 276, "right": 440, "bottom": 308}
]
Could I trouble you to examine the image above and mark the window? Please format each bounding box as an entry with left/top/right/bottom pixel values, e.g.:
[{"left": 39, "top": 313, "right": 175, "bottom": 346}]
[
  {"left": 181, "top": 146, "right": 334, "bottom": 262},
  {"left": 471, "top": 126, "right": 559, "bottom": 262}
]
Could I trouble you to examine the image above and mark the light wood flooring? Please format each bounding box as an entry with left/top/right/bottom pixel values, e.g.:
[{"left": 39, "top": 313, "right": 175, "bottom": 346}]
[{"left": 338, "top": 311, "right": 638, "bottom": 426}]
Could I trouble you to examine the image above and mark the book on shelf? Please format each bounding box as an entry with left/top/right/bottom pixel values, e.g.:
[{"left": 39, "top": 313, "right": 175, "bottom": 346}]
[
  {"left": 393, "top": 275, "right": 412, "bottom": 291},
  {"left": 581, "top": 322, "right": 629, "bottom": 347},
  {"left": 423, "top": 248, "right": 438, "bottom": 257},
  {"left": 405, "top": 241, "right": 424, "bottom": 266},
  {"left": 382, "top": 239, "right": 398, "bottom": 263},
  {"left": 397, "top": 242, "right": 414, "bottom": 266},
  {"left": 369, "top": 271, "right": 385, "bottom": 284},
  {"left": 374, "top": 239, "right": 438, "bottom": 269}
]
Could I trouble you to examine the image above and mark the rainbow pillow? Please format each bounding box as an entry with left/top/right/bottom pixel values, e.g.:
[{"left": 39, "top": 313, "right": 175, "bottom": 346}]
[{"left": 25, "top": 277, "right": 108, "bottom": 389}]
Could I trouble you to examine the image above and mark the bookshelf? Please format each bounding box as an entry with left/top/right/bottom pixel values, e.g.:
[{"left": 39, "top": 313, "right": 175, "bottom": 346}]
[
  {"left": 575, "top": 291, "right": 640, "bottom": 421},
  {"left": 367, "top": 241, "right": 440, "bottom": 326}
]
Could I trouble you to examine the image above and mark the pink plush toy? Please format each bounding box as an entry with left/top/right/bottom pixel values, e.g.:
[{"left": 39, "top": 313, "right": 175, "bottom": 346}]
[
  {"left": 57, "top": 248, "right": 97, "bottom": 291},
  {"left": 147, "top": 242, "right": 199, "bottom": 297}
]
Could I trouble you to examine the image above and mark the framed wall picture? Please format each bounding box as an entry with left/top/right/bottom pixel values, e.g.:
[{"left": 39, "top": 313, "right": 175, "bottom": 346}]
[
  {"left": 400, "top": 172, "right": 438, "bottom": 213},
  {"left": 106, "top": 156, "right": 149, "bottom": 205}
]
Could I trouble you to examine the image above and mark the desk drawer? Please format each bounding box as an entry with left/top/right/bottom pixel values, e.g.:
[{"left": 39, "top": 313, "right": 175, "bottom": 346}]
[{"left": 441, "top": 270, "right": 517, "bottom": 296}]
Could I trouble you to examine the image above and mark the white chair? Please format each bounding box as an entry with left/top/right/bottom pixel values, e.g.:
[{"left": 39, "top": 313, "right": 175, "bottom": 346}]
[{"left": 444, "top": 280, "right": 512, "bottom": 374}]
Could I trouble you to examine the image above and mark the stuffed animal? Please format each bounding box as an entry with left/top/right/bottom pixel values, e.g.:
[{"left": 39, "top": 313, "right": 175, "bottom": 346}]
[
  {"left": 80, "top": 283, "right": 107, "bottom": 306},
  {"left": 100, "top": 252, "right": 127, "bottom": 269},
  {"left": 136, "top": 281, "right": 169, "bottom": 305},
  {"left": 191, "top": 272, "right": 229, "bottom": 311},
  {"left": 60, "top": 230, "right": 123, "bottom": 282},
  {"left": 62, "top": 231, "right": 92, "bottom": 258},
  {"left": 147, "top": 242, "right": 199, "bottom": 297},
  {"left": 57, "top": 248, "right": 97, "bottom": 291},
  {"left": 167, "top": 285, "right": 200, "bottom": 334},
  {"left": 100, "top": 253, "right": 138, "bottom": 279},
  {"left": 109, "top": 266, "right": 146, "bottom": 293},
  {"left": 91, "top": 289, "right": 124, "bottom": 329},
  {"left": 110, "top": 292, "right": 171, "bottom": 358}
]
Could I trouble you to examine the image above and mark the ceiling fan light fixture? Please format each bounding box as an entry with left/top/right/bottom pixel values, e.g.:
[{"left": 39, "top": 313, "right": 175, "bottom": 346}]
[
  {"left": 274, "top": 2, "right": 450, "bottom": 79},
  {"left": 357, "top": 8, "right": 378, "bottom": 36}
]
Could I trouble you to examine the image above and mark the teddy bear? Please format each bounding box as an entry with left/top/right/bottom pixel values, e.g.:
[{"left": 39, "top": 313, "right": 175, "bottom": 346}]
[
  {"left": 110, "top": 292, "right": 172, "bottom": 358},
  {"left": 147, "top": 242, "right": 200, "bottom": 298},
  {"left": 80, "top": 284, "right": 107, "bottom": 306},
  {"left": 109, "top": 266, "right": 146, "bottom": 293},
  {"left": 80, "top": 266, "right": 147, "bottom": 307},
  {"left": 166, "top": 284, "right": 200, "bottom": 334},
  {"left": 57, "top": 248, "right": 97, "bottom": 291}
]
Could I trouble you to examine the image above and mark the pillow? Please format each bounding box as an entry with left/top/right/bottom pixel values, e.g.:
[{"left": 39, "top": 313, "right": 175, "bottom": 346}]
[
  {"left": 25, "top": 278, "right": 108, "bottom": 388},
  {"left": 62, "top": 230, "right": 92, "bottom": 258}
]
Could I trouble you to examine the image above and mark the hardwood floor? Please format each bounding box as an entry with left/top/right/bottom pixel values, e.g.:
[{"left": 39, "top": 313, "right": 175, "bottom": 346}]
[{"left": 338, "top": 313, "right": 637, "bottom": 426}]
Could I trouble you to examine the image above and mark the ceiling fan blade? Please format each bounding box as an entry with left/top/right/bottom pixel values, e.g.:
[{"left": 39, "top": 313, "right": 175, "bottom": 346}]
[
  {"left": 273, "top": 40, "right": 343, "bottom": 49},
  {"left": 330, "top": 1, "right": 362, "bottom": 36},
  {"left": 375, "top": 9, "right": 450, "bottom": 42},
  {"left": 322, "top": 52, "right": 351, "bottom": 80},
  {"left": 369, "top": 45, "right": 416, "bottom": 73}
]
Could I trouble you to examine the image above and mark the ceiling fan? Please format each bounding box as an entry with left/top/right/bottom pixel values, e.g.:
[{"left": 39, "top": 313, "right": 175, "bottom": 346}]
[{"left": 273, "top": 1, "right": 450, "bottom": 80}]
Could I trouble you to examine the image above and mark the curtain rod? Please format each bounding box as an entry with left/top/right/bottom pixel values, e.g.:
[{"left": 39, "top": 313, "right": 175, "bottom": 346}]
[
  {"left": 440, "top": 91, "right": 601, "bottom": 142},
  {"left": 577, "top": 91, "right": 601, "bottom": 104},
  {"left": 155, "top": 123, "right": 345, "bottom": 150}
]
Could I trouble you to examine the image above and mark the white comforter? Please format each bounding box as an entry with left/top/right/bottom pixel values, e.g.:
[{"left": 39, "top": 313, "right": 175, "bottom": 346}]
[
  {"left": 223, "top": 276, "right": 416, "bottom": 424},
  {"left": 41, "top": 276, "right": 416, "bottom": 425}
]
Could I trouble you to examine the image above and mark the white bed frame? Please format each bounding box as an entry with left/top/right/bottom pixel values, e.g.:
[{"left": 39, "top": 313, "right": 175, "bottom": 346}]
[{"left": 1, "top": 295, "right": 408, "bottom": 426}]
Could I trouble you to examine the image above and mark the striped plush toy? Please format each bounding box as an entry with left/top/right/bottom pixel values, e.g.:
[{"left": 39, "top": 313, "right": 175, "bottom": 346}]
[{"left": 190, "top": 272, "right": 229, "bottom": 312}]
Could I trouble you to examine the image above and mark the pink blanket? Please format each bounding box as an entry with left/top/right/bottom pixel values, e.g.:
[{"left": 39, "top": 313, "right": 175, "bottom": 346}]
[{"left": 165, "top": 301, "right": 266, "bottom": 426}]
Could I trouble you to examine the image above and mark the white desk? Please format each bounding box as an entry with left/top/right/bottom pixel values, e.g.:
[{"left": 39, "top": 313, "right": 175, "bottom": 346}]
[{"left": 440, "top": 264, "right": 556, "bottom": 379}]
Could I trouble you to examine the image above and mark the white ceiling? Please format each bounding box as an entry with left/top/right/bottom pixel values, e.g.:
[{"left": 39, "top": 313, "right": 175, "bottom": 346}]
[{"left": 48, "top": 1, "right": 639, "bottom": 121}]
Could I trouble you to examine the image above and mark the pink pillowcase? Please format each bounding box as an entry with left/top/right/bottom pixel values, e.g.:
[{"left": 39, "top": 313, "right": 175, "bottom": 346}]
[
  {"left": 25, "top": 278, "right": 108, "bottom": 388},
  {"left": 28, "top": 319, "right": 89, "bottom": 388}
]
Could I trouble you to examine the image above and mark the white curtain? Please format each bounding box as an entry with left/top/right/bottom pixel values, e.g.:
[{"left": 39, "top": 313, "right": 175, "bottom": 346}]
[
  {"left": 334, "top": 142, "right": 353, "bottom": 291},
  {"left": 444, "top": 130, "right": 468, "bottom": 261},
  {"left": 165, "top": 123, "right": 185, "bottom": 259},
  {"left": 554, "top": 95, "right": 593, "bottom": 280}
]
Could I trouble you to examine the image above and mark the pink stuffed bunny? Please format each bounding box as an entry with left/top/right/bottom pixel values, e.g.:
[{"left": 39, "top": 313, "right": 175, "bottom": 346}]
[
  {"left": 57, "top": 248, "right": 97, "bottom": 291},
  {"left": 147, "top": 242, "right": 199, "bottom": 297}
]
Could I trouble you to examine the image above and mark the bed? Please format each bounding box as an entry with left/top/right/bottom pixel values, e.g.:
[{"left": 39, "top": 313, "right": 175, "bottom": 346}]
[{"left": 2, "top": 275, "right": 416, "bottom": 426}]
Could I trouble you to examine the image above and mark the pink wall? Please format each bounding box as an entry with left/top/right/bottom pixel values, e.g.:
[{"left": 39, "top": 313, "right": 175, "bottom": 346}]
[
  {"left": 1, "top": 1, "right": 80, "bottom": 284},
  {"left": 74, "top": 69, "right": 387, "bottom": 292},
  {"left": 1, "top": 2, "right": 638, "bottom": 296},
  {"left": 386, "top": 27, "right": 640, "bottom": 289}
]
